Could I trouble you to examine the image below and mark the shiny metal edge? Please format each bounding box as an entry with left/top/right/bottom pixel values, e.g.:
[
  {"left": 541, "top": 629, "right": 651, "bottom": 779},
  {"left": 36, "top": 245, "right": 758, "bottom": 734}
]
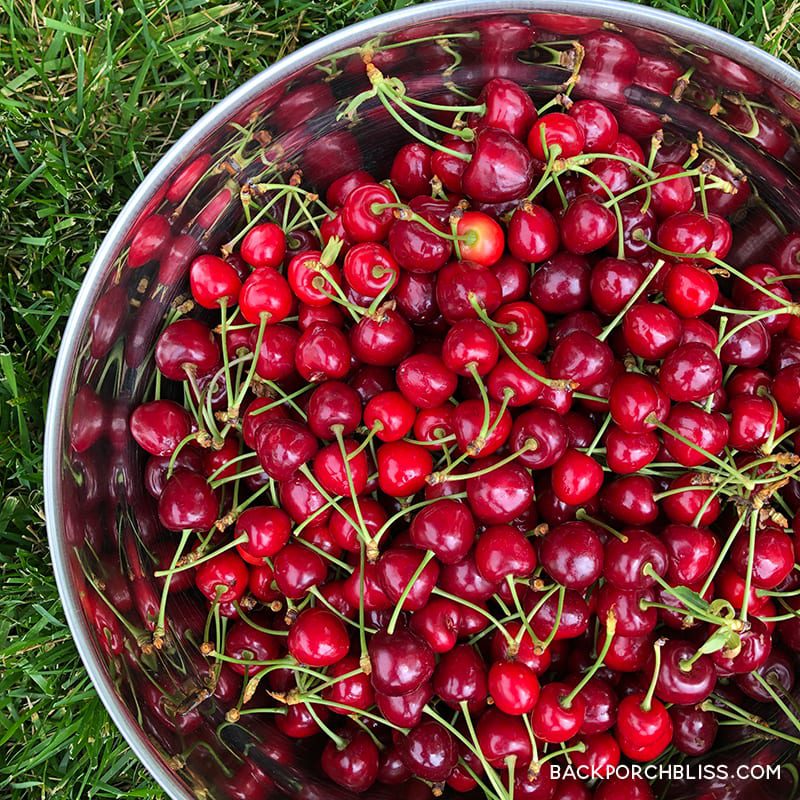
[{"left": 43, "top": 1, "right": 800, "bottom": 798}]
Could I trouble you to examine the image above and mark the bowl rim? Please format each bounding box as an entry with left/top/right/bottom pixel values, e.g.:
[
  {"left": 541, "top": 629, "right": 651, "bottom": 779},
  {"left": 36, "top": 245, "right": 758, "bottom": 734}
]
[{"left": 44, "top": 1, "right": 800, "bottom": 797}]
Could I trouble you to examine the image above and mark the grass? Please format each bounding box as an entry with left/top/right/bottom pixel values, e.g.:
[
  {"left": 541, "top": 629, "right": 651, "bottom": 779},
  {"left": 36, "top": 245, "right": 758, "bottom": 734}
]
[{"left": 0, "top": 0, "right": 797, "bottom": 797}]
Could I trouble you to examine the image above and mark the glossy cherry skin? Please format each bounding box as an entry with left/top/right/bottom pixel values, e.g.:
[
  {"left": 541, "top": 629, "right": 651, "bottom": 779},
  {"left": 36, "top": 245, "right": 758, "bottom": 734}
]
[
  {"left": 589, "top": 257, "right": 645, "bottom": 316},
  {"left": 661, "top": 523, "right": 719, "bottom": 584},
  {"left": 256, "top": 419, "right": 318, "bottom": 481},
  {"left": 273, "top": 543, "right": 327, "bottom": 600},
  {"left": 551, "top": 449, "right": 604, "bottom": 505},
  {"left": 475, "top": 525, "right": 537, "bottom": 584},
  {"left": 368, "top": 628, "right": 435, "bottom": 696},
  {"left": 593, "top": 775, "right": 654, "bottom": 800},
  {"left": 530, "top": 589, "right": 590, "bottom": 642},
  {"left": 736, "top": 649, "right": 795, "bottom": 701},
  {"left": 433, "top": 644, "right": 488, "bottom": 712},
  {"left": 376, "top": 681, "right": 433, "bottom": 728},
  {"left": 377, "top": 547, "right": 440, "bottom": 611},
  {"left": 600, "top": 476, "right": 658, "bottom": 525},
  {"left": 411, "top": 597, "right": 461, "bottom": 653},
  {"left": 653, "top": 639, "right": 716, "bottom": 705},
  {"left": 342, "top": 183, "right": 395, "bottom": 242},
  {"left": 396, "top": 720, "right": 458, "bottom": 783},
  {"left": 616, "top": 692, "right": 672, "bottom": 762},
  {"left": 732, "top": 526, "right": 794, "bottom": 589},
  {"left": 155, "top": 318, "right": 220, "bottom": 381},
  {"left": 239, "top": 267, "right": 293, "bottom": 325},
  {"left": 390, "top": 142, "right": 433, "bottom": 199},
  {"left": 321, "top": 730, "right": 380, "bottom": 793},
  {"left": 539, "top": 521, "right": 603, "bottom": 590},
  {"left": 712, "top": 618, "right": 772, "bottom": 675},
  {"left": 488, "top": 660, "right": 540, "bottom": 715},
  {"left": 728, "top": 394, "right": 785, "bottom": 452},
  {"left": 508, "top": 204, "right": 560, "bottom": 262},
  {"left": 195, "top": 551, "right": 249, "bottom": 604},
  {"left": 240, "top": 222, "right": 286, "bottom": 269},
  {"left": 661, "top": 472, "right": 722, "bottom": 526},
  {"left": 662, "top": 403, "right": 729, "bottom": 467},
  {"left": 560, "top": 195, "right": 618, "bottom": 255},
  {"left": 528, "top": 112, "right": 585, "bottom": 159},
  {"left": 604, "top": 528, "right": 668, "bottom": 590},
  {"left": 659, "top": 342, "right": 722, "bottom": 401},
  {"left": 377, "top": 441, "right": 433, "bottom": 497},
  {"left": 235, "top": 506, "right": 291, "bottom": 564},
  {"left": 657, "top": 210, "right": 714, "bottom": 257},
  {"left": 452, "top": 398, "right": 512, "bottom": 457},
  {"left": 295, "top": 322, "right": 351, "bottom": 382},
  {"left": 396, "top": 353, "right": 457, "bottom": 408},
  {"left": 623, "top": 301, "right": 682, "bottom": 360},
  {"left": 549, "top": 330, "right": 613, "bottom": 389},
  {"left": 532, "top": 681, "right": 586, "bottom": 743},
  {"left": 529, "top": 252, "right": 591, "bottom": 314},
  {"left": 350, "top": 309, "right": 414, "bottom": 367},
  {"left": 670, "top": 705, "right": 718, "bottom": 756},
  {"left": 493, "top": 301, "right": 548, "bottom": 355},
  {"left": 410, "top": 498, "right": 476, "bottom": 564},
  {"left": 476, "top": 709, "right": 533, "bottom": 766},
  {"left": 569, "top": 98, "right": 618, "bottom": 151},
  {"left": 510, "top": 408, "right": 568, "bottom": 470},
  {"left": 313, "top": 438, "right": 369, "bottom": 496},
  {"left": 130, "top": 400, "right": 193, "bottom": 457},
  {"left": 470, "top": 77, "right": 537, "bottom": 138},
  {"left": 307, "top": 380, "right": 362, "bottom": 439},
  {"left": 605, "top": 427, "right": 659, "bottom": 474},
  {"left": 225, "top": 621, "right": 281, "bottom": 676},
  {"left": 462, "top": 127, "right": 534, "bottom": 202},
  {"left": 663, "top": 262, "right": 719, "bottom": 317},
  {"left": 609, "top": 372, "right": 669, "bottom": 433},
  {"left": 158, "top": 469, "right": 218, "bottom": 531},
  {"left": 466, "top": 459, "right": 534, "bottom": 524},
  {"left": 287, "top": 607, "right": 349, "bottom": 667}
]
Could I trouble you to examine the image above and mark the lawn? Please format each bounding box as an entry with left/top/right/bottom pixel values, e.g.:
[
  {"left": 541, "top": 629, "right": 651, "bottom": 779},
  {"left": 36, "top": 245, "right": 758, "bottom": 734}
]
[{"left": 0, "top": 0, "right": 798, "bottom": 797}]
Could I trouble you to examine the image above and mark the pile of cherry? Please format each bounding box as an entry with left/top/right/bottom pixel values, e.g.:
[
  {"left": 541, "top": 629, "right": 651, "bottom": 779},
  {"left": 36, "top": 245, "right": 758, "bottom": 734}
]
[{"left": 125, "top": 68, "right": 800, "bottom": 800}]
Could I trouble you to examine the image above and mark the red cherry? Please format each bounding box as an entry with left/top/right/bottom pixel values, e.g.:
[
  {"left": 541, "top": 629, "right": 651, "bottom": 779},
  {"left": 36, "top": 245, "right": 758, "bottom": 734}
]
[
  {"left": 273, "top": 543, "right": 327, "bottom": 599},
  {"left": 456, "top": 211, "right": 505, "bottom": 267},
  {"left": 342, "top": 242, "right": 399, "bottom": 298},
  {"left": 287, "top": 607, "right": 349, "bottom": 666},
  {"left": 551, "top": 449, "right": 604, "bottom": 506},
  {"left": 410, "top": 499, "right": 476, "bottom": 564},
  {"left": 475, "top": 525, "right": 536, "bottom": 583},
  {"left": 239, "top": 267, "right": 293, "bottom": 325},
  {"left": 389, "top": 142, "right": 433, "bottom": 199},
  {"left": 560, "top": 195, "right": 617, "bottom": 255},
  {"left": 376, "top": 440, "right": 433, "bottom": 497},
  {"left": 195, "top": 551, "right": 249, "bottom": 604},
  {"left": 240, "top": 222, "right": 286, "bottom": 269},
  {"left": 532, "top": 681, "right": 586, "bottom": 743},
  {"left": 295, "top": 322, "right": 351, "bottom": 382},
  {"left": 663, "top": 262, "right": 719, "bottom": 317},
  {"left": 508, "top": 204, "right": 560, "bottom": 262},
  {"left": 462, "top": 127, "right": 534, "bottom": 203},
  {"left": 321, "top": 730, "right": 379, "bottom": 793},
  {"left": 190, "top": 254, "right": 242, "bottom": 308},
  {"left": 528, "top": 112, "right": 585, "bottom": 159},
  {"left": 130, "top": 400, "right": 193, "bottom": 457},
  {"left": 158, "top": 469, "right": 218, "bottom": 531},
  {"left": 234, "top": 506, "right": 291, "bottom": 564},
  {"left": 155, "top": 318, "right": 220, "bottom": 381},
  {"left": 368, "top": 628, "right": 435, "bottom": 696},
  {"left": 488, "top": 660, "right": 540, "bottom": 714},
  {"left": 342, "top": 183, "right": 396, "bottom": 242}
]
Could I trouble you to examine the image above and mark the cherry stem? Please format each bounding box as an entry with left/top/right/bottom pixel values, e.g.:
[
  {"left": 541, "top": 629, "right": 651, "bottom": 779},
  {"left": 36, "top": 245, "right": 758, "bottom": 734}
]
[
  {"left": 386, "top": 550, "right": 436, "bottom": 635},
  {"left": 372, "top": 492, "right": 467, "bottom": 550},
  {"left": 597, "top": 259, "right": 665, "bottom": 342},
  {"left": 538, "top": 585, "right": 566, "bottom": 652},
  {"left": 715, "top": 305, "right": 797, "bottom": 355},
  {"left": 154, "top": 533, "right": 248, "bottom": 578},
  {"left": 699, "top": 512, "right": 748, "bottom": 598},
  {"left": 451, "top": 702, "right": 511, "bottom": 800},
  {"left": 333, "top": 426, "right": 370, "bottom": 544},
  {"left": 703, "top": 698, "right": 800, "bottom": 747},
  {"left": 739, "top": 510, "right": 760, "bottom": 621},
  {"left": 752, "top": 672, "right": 800, "bottom": 734},
  {"left": 153, "top": 529, "right": 192, "bottom": 643},
  {"left": 431, "top": 586, "right": 513, "bottom": 645},
  {"left": 232, "top": 313, "right": 269, "bottom": 411},
  {"left": 561, "top": 610, "right": 617, "bottom": 708},
  {"left": 440, "top": 439, "right": 537, "bottom": 482},
  {"left": 505, "top": 575, "right": 544, "bottom": 651},
  {"left": 641, "top": 638, "right": 665, "bottom": 712},
  {"left": 575, "top": 509, "right": 627, "bottom": 541},
  {"left": 585, "top": 414, "right": 611, "bottom": 457}
]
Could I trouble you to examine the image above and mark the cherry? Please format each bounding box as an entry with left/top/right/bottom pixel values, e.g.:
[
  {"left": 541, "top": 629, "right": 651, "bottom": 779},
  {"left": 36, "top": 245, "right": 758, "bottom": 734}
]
[
  {"left": 276, "top": 702, "right": 325, "bottom": 738},
  {"left": 433, "top": 643, "right": 488, "bottom": 712},
  {"left": 328, "top": 498, "right": 385, "bottom": 552},
  {"left": 476, "top": 708, "right": 533, "bottom": 766},
  {"left": 711, "top": 617, "right": 772, "bottom": 675},
  {"left": 254, "top": 418, "right": 316, "bottom": 482},
  {"left": 451, "top": 398, "right": 512, "bottom": 457},
  {"left": 653, "top": 639, "right": 716, "bottom": 704},
  {"left": 488, "top": 354, "right": 546, "bottom": 406},
  {"left": 410, "top": 597, "right": 461, "bottom": 653},
  {"left": 195, "top": 551, "right": 249, "bottom": 604},
  {"left": 508, "top": 203, "right": 560, "bottom": 262},
  {"left": 376, "top": 440, "right": 432, "bottom": 497},
  {"left": 605, "top": 427, "right": 659, "bottom": 474},
  {"left": 273, "top": 543, "right": 327, "bottom": 599},
  {"left": 604, "top": 528, "right": 668, "bottom": 590},
  {"left": 609, "top": 372, "right": 669, "bottom": 433},
  {"left": 615, "top": 200, "right": 656, "bottom": 259},
  {"left": 616, "top": 691, "right": 672, "bottom": 762},
  {"left": 377, "top": 747, "right": 412, "bottom": 785},
  {"left": 431, "top": 134, "right": 473, "bottom": 192},
  {"left": 576, "top": 676, "right": 618, "bottom": 735},
  {"left": 350, "top": 309, "right": 414, "bottom": 366},
  {"left": 510, "top": 408, "right": 568, "bottom": 469},
  {"left": 376, "top": 681, "right": 433, "bottom": 728},
  {"left": 623, "top": 301, "right": 682, "bottom": 359},
  {"left": 657, "top": 211, "right": 714, "bottom": 257},
  {"left": 396, "top": 720, "right": 458, "bottom": 783},
  {"left": 732, "top": 525, "right": 794, "bottom": 589},
  {"left": 410, "top": 499, "right": 476, "bottom": 564},
  {"left": 493, "top": 300, "right": 548, "bottom": 354},
  {"left": 435, "top": 259, "right": 502, "bottom": 323},
  {"left": 549, "top": 330, "right": 613, "bottom": 389},
  {"left": 327, "top": 169, "right": 375, "bottom": 208},
  {"left": 313, "top": 438, "right": 369, "bottom": 496},
  {"left": 158, "top": 469, "right": 218, "bottom": 531},
  {"left": 189, "top": 254, "right": 242, "bottom": 309},
  {"left": 488, "top": 660, "right": 540, "bottom": 715},
  {"left": 663, "top": 262, "right": 719, "bottom": 318},
  {"left": 287, "top": 607, "right": 349, "bottom": 666},
  {"left": 532, "top": 681, "right": 586, "bottom": 743},
  {"left": 571, "top": 731, "right": 621, "bottom": 776},
  {"left": 728, "top": 394, "right": 784, "bottom": 451},
  {"left": 529, "top": 588, "right": 590, "bottom": 642},
  {"left": 287, "top": 251, "right": 341, "bottom": 307},
  {"left": 648, "top": 162, "right": 695, "bottom": 218},
  {"left": 342, "top": 183, "right": 396, "bottom": 242},
  {"left": 529, "top": 252, "right": 591, "bottom": 314},
  {"left": 130, "top": 400, "right": 193, "bottom": 457},
  {"left": 560, "top": 195, "right": 618, "bottom": 255},
  {"left": 736, "top": 649, "right": 795, "bottom": 701},
  {"left": 659, "top": 342, "right": 722, "bottom": 401},
  {"left": 235, "top": 506, "right": 291, "bottom": 564},
  {"left": 661, "top": 472, "right": 722, "bottom": 526},
  {"left": 321, "top": 729, "right": 379, "bottom": 793},
  {"left": 343, "top": 563, "right": 392, "bottom": 612},
  {"left": 368, "top": 627, "right": 435, "bottom": 696},
  {"left": 539, "top": 521, "right": 604, "bottom": 589},
  {"left": 670, "top": 705, "right": 718, "bottom": 756},
  {"left": 593, "top": 776, "right": 654, "bottom": 800},
  {"left": 439, "top": 549, "right": 497, "bottom": 602},
  {"left": 569, "top": 99, "right": 618, "bottom": 152},
  {"left": 295, "top": 322, "right": 351, "bottom": 382},
  {"left": 589, "top": 257, "right": 646, "bottom": 317},
  {"left": 389, "top": 143, "right": 433, "bottom": 199},
  {"left": 471, "top": 77, "right": 537, "bottom": 139},
  {"left": 773, "top": 364, "right": 800, "bottom": 419},
  {"left": 550, "top": 449, "right": 604, "bottom": 506},
  {"left": 475, "top": 525, "right": 536, "bottom": 583},
  {"left": 155, "top": 318, "right": 219, "bottom": 381},
  {"left": 528, "top": 112, "right": 585, "bottom": 159},
  {"left": 662, "top": 403, "right": 729, "bottom": 466},
  {"left": 377, "top": 547, "right": 440, "bottom": 611},
  {"left": 225, "top": 621, "right": 281, "bottom": 675},
  {"left": 239, "top": 267, "right": 293, "bottom": 325},
  {"left": 661, "top": 524, "right": 719, "bottom": 585},
  {"left": 466, "top": 459, "right": 534, "bottom": 523},
  {"left": 251, "top": 324, "right": 299, "bottom": 381},
  {"left": 342, "top": 242, "right": 399, "bottom": 299},
  {"left": 456, "top": 212, "right": 505, "bottom": 267},
  {"left": 462, "top": 127, "right": 534, "bottom": 202}
]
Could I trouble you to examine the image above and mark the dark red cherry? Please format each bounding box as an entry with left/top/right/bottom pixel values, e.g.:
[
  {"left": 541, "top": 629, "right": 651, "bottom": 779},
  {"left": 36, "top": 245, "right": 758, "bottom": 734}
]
[
  {"left": 410, "top": 499, "right": 476, "bottom": 564},
  {"left": 195, "top": 551, "right": 249, "bottom": 604},
  {"left": 732, "top": 525, "right": 794, "bottom": 589},
  {"left": 235, "top": 506, "right": 291, "bottom": 564},
  {"left": 390, "top": 142, "right": 433, "bottom": 199},
  {"left": 605, "top": 427, "right": 659, "bottom": 474},
  {"left": 570, "top": 99, "right": 619, "bottom": 152},
  {"left": 510, "top": 408, "right": 568, "bottom": 470},
  {"left": 528, "top": 112, "right": 585, "bottom": 159},
  {"left": 342, "top": 183, "right": 395, "bottom": 242},
  {"left": 321, "top": 730, "right": 379, "bottom": 793},
  {"left": 532, "top": 681, "right": 586, "bottom": 743},
  {"left": 670, "top": 705, "right": 718, "bottom": 756},
  {"left": 155, "top": 318, "right": 220, "bottom": 381},
  {"left": 435, "top": 259, "right": 503, "bottom": 322},
  {"left": 654, "top": 639, "right": 716, "bottom": 704},
  {"left": 256, "top": 419, "right": 317, "bottom": 481},
  {"left": 662, "top": 403, "right": 729, "bottom": 467},
  {"left": 539, "top": 520, "right": 604, "bottom": 590},
  {"left": 376, "top": 681, "right": 433, "bottom": 728},
  {"left": 376, "top": 440, "right": 433, "bottom": 497},
  {"left": 287, "top": 607, "right": 349, "bottom": 667},
  {"left": 663, "top": 262, "right": 719, "bottom": 318},
  {"left": 462, "top": 127, "right": 534, "bottom": 203},
  {"left": 560, "top": 195, "right": 618, "bottom": 255},
  {"left": 508, "top": 204, "right": 560, "bottom": 262},
  {"left": 604, "top": 528, "right": 668, "bottom": 589},
  {"left": 433, "top": 644, "right": 488, "bottom": 712},
  {"left": 396, "top": 720, "right": 458, "bottom": 783},
  {"left": 442, "top": 319, "right": 500, "bottom": 376},
  {"left": 623, "top": 301, "right": 682, "bottom": 359},
  {"left": 368, "top": 628, "right": 435, "bottom": 696},
  {"left": 307, "top": 380, "right": 362, "bottom": 439},
  {"left": 377, "top": 547, "right": 440, "bottom": 611},
  {"left": 158, "top": 469, "right": 218, "bottom": 531},
  {"left": 659, "top": 342, "right": 722, "bottom": 402},
  {"left": 476, "top": 708, "right": 533, "bottom": 766},
  {"left": 273, "top": 543, "right": 327, "bottom": 599},
  {"left": 295, "top": 322, "right": 351, "bottom": 382},
  {"left": 475, "top": 524, "right": 536, "bottom": 583},
  {"left": 466, "top": 459, "right": 534, "bottom": 524}
]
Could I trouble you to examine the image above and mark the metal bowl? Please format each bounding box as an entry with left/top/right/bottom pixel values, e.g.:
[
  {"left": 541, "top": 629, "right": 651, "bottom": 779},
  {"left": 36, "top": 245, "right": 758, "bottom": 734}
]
[{"left": 45, "top": 1, "right": 800, "bottom": 798}]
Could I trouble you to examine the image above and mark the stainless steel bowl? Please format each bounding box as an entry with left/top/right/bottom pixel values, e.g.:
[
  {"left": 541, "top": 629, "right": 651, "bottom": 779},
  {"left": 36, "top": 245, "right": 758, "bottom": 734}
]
[{"left": 45, "top": 1, "right": 800, "bottom": 798}]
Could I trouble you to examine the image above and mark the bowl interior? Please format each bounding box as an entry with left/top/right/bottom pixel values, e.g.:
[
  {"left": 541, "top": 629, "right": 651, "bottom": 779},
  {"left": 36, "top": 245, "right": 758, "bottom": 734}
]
[{"left": 46, "top": 3, "right": 800, "bottom": 799}]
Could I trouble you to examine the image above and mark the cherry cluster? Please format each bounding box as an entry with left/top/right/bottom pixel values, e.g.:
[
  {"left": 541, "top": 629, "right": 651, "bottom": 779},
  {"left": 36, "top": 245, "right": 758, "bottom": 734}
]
[{"left": 99, "top": 59, "right": 800, "bottom": 800}]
